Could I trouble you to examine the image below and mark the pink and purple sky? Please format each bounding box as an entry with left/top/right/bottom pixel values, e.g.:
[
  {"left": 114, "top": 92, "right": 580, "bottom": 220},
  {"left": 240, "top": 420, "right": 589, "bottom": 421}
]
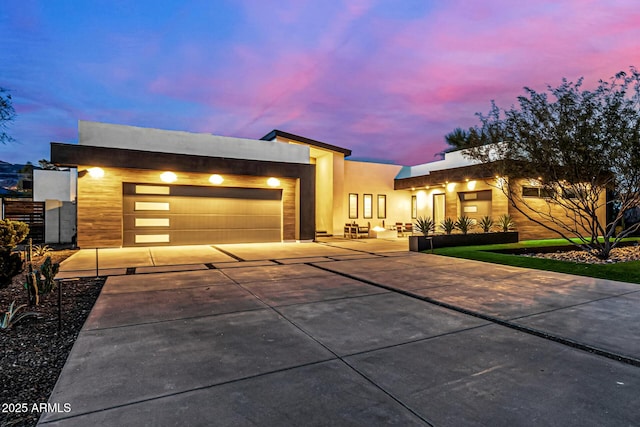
[{"left": 1, "top": 0, "right": 639, "bottom": 166}]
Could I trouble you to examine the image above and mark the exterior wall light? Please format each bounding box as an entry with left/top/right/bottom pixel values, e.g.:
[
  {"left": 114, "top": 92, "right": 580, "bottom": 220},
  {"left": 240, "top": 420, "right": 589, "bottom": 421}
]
[
  {"left": 160, "top": 171, "right": 177, "bottom": 183},
  {"left": 466, "top": 180, "right": 477, "bottom": 190},
  {"left": 447, "top": 182, "right": 457, "bottom": 192},
  {"left": 87, "top": 167, "right": 104, "bottom": 178},
  {"left": 209, "top": 174, "right": 224, "bottom": 185},
  {"left": 267, "top": 177, "right": 280, "bottom": 187}
]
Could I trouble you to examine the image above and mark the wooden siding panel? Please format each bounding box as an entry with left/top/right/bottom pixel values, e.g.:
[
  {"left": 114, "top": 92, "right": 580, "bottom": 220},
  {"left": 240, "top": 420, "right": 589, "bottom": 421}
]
[{"left": 508, "top": 179, "right": 608, "bottom": 240}]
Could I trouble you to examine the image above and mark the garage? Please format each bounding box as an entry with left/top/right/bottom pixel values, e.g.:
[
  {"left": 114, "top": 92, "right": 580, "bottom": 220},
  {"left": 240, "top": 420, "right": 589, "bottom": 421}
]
[{"left": 122, "top": 183, "right": 282, "bottom": 246}]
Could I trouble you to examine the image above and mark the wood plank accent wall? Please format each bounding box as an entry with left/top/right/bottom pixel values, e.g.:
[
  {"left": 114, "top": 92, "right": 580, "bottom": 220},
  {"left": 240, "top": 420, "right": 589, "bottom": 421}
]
[
  {"left": 507, "top": 179, "right": 607, "bottom": 240},
  {"left": 442, "top": 179, "right": 509, "bottom": 221},
  {"left": 77, "top": 165, "right": 297, "bottom": 247}
]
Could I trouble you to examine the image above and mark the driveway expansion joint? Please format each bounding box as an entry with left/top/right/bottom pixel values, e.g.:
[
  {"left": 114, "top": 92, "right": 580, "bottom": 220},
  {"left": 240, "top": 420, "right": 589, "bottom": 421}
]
[
  {"left": 38, "top": 358, "right": 339, "bottom": 425},
  {"left": 211, "top": 245, "right": 245, "bottom": 261},
  {"left": 310, "top": 263, "right": 640, "bottom": 368},
  {"left": 219, "top": 268, "right": 435, "bottom": 426}
]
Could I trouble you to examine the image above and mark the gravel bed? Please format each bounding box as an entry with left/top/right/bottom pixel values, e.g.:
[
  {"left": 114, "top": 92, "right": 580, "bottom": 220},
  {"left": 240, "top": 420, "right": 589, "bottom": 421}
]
[
  {"left": 0, "top": 250, "right": 105, "bottom": 427},
  {"left": 523, "top": 245, "right": 640, "bottom": 264}
]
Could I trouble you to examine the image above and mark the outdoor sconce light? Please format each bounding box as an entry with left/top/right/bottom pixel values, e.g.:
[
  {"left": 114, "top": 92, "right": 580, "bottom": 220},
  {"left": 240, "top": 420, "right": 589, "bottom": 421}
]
[
  {"left": 267, "top": 177, "right": 280, "bottom": 187},
  {"left": 447, "top": 182, "right": 457, "bottom": 192},
  {"left": 160, "top": 171, "right": 177, "bottom": 183},
  {"left": 466, "top": 180, "right": 477, "bottom": 190},
  {"left": 85, "top": 167, "right": 104, "bottom": 178},
  {"left": 209, "top": 174, "right": 224, "bottom": 185}
]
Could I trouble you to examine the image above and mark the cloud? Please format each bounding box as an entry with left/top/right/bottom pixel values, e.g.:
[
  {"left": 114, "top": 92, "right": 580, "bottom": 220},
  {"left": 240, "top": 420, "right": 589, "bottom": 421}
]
[{"left": 1, "top": 0, "right": 639, "bottom": 167}]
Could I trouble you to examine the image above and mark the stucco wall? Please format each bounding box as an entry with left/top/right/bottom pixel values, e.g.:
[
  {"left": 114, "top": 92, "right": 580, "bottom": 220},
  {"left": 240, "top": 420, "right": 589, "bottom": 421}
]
[
  {"left": 44, "top": 200, "right": 76, "bottom": 244},
  {"left": 33, "top": 169, "right": 76, "bottom": 202},
  {"left": 342, "top": 161, "right": 408, "bottom": 233},
  {"left": 79, "top": 121, "right": 310, "bottom": 164}
]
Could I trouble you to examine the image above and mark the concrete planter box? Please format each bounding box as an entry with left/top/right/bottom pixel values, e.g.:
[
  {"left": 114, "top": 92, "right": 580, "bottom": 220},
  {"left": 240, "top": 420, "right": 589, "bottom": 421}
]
[{"left": 409, "top": 232, "right": 519, "bottom": 252}]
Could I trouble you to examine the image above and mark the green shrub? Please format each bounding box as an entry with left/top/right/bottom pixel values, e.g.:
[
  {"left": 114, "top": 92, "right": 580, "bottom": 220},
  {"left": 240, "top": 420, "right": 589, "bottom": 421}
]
[
  {"left": 0, "top": 219, "right": 29, "bottom": 249},
  {"left": 455, "top": 215, "right": 475, "bottom": 235},
  {"left": 1, "top": 301, "right": 38, "bottom": 329},
  {"left": 414, "top": 216, "right": 435, "bottom": 236},
  {"left": 497, "top": 214, "right": 516, "bottom": 232},
  {"left": 0, "top": 248, "right": 23, "bottom": 289},
  {"left": 440, "top": 217, "right": 455, "bottom": 235},
  {"left": 479, "top": 216, "right": 494, "bottom": 233}
]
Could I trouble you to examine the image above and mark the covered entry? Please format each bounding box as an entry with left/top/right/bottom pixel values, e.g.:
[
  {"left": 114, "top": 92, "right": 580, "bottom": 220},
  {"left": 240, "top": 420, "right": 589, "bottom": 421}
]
[{"left": 123, "top": 183, "right": 282, "bottom": 246}]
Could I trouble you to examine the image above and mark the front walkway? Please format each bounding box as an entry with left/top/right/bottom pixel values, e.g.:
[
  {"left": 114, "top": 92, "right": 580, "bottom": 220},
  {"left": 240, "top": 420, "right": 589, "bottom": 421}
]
[{"left": 41, "top": 240, "right": 640, "bottom": 426}]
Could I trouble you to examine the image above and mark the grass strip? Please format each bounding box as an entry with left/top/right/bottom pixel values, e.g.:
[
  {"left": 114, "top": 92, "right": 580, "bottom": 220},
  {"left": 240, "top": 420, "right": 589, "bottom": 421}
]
[{"left": 432, "top": 238, "right": 640, "bottom": 284}]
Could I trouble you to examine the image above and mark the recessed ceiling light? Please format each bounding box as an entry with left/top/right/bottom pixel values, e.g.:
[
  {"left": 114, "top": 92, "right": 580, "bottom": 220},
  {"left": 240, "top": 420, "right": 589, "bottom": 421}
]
[
  {"left": 160, "top": 171, "right": 177, "bottom": 183},
  {"left": 209, "top": 174, "right": 224, "bottom": 185}
]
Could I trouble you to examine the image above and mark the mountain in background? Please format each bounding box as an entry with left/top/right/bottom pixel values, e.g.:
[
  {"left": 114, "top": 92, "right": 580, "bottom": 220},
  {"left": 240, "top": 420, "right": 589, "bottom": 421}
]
[{"left": 0, "top": 160, "right": 37, "bottom": 197}]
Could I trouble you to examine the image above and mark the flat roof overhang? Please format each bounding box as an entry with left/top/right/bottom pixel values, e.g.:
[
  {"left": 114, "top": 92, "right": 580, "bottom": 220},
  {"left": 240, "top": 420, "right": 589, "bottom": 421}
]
[
  {"left": 394, "top": 163, "right": 497, "bottom": 190},
  {"left": 260, "top": 130, "right": 352, "bottom": 157},
  {"left": 50, "top": 142, "right": 316, "bottom": 240}
]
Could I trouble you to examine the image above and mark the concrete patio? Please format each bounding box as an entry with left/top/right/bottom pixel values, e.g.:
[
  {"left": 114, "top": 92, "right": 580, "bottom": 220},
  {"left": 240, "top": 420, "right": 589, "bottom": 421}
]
[{"left": 41, "top": 239, "right": 640, "bottom": 426}]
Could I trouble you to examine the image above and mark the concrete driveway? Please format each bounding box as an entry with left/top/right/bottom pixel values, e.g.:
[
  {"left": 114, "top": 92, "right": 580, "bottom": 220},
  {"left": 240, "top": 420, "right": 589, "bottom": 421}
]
[{"left": 41, "top": 240, "right": 640, "bottom": 426}]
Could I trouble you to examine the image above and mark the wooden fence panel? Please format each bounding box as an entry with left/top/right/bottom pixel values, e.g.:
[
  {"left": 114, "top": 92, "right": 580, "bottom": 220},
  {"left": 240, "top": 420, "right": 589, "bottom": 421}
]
[{"left": 2, "top": 200, "right": 45, "bottom": 243}]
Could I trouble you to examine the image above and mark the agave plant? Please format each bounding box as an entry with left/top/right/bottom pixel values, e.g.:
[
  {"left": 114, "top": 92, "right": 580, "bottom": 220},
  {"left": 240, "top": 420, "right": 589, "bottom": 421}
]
[
  {"left": 479, "top": 216, "right": 494, "bottom": 233},
  {"left": 414, "top": 216, "right": 435, "bottom": 236},
  {"left": 33, "top": 244, "right": 52, "bottom": 257},
  {"left": 497, "top": 214, "right": 516, "bottom": 232},
  {"left": 440, "top": 217, "right": 455, "bottom": 235},
  {"left": 1, "top": 301, "right": 38, "bottom": 329},
  {"left": 455, "top": 215, "right": 475, "bottom": 235}
]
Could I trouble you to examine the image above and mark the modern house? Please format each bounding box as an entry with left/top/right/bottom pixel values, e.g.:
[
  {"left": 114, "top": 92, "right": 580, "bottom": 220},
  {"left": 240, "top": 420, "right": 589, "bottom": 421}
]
[{"left": 48, "top": 121, "right": 607, "bottom": 248}]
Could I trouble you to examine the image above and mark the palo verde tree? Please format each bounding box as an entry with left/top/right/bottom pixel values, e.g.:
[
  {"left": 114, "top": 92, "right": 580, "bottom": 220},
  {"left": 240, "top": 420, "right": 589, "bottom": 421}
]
[
  {"left": 446, "top": 68, "right": 640, "bottom": 259},
  {"left": 0, "top": 87, "right": 16, "bottom": 144}
]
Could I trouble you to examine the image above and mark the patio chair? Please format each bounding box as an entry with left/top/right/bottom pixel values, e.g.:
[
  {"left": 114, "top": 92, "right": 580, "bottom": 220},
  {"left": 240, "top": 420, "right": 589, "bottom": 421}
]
[
  {"left": 396, "top": 222, "right": 404, "bottom": 237},
  {"left": 344, "top": 223, "right": 353, "bottom": 238},
  {"left": 356, "top": 222, "right": 370, "bottom": 238},
  {"left": 404, "top": 223, "right": 413, "bottom": 235}
]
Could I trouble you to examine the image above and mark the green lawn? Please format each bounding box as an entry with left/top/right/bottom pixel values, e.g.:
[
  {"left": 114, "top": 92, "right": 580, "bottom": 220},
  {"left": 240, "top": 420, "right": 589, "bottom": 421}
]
[{"left": 432, "top": 238, "right": 640, "bottom": 284}]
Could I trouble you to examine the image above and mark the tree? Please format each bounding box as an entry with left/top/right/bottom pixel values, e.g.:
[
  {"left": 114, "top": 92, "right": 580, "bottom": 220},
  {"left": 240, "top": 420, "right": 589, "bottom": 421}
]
[
  {"left": 38, "top": 159, "right": 59, "bottom": 170},
  {"left": 447, "top": 68, "right": 640, "bottom": 259},
  {"left": 0, "top": 87, "right": 16, "bottom": 144}
]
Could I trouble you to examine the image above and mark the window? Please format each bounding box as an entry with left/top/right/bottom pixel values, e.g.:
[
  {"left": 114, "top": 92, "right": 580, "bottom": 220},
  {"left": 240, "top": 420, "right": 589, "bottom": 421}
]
[
  {"left": 363, "top": 194, "right": 373, "bottom": 219},
  {"left": 377, "top": 195, "right": 387, "bottom": 219},
  {"left": 411, "top": 195, "right": 417, "bottom": 219},
  {"left": 522, "top": 186, "right": 540, "bottom": 197},
  {"left": 348, "top": 193, "right": 358, "bottom": 219},
  {"left": 522, "top": 186, "right": 555, "bottom": 198}
]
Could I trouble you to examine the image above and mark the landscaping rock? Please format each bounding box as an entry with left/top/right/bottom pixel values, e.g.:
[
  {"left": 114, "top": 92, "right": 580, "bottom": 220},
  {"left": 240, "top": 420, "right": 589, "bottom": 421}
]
[{"left": 523, "top": 245, "right": 640, "bottom": 264}]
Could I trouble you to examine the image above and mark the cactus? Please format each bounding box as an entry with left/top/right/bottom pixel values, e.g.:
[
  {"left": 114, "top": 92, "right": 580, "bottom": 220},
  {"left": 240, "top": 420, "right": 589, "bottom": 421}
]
[{"left": 36, "top": 256, "right": 60, "bottom": 295}]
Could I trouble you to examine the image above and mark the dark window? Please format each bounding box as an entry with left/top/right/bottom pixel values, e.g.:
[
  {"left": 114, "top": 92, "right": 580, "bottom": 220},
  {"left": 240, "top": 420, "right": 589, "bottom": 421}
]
[
  {"left": 540, "top": 188, "right": 555, "bottom": 198},
  {"left": 522, "top": 187, "right": 540, "bottom": 197},
  {"left": 523, "top": 186, "right": 555, "bottom": 198}
]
